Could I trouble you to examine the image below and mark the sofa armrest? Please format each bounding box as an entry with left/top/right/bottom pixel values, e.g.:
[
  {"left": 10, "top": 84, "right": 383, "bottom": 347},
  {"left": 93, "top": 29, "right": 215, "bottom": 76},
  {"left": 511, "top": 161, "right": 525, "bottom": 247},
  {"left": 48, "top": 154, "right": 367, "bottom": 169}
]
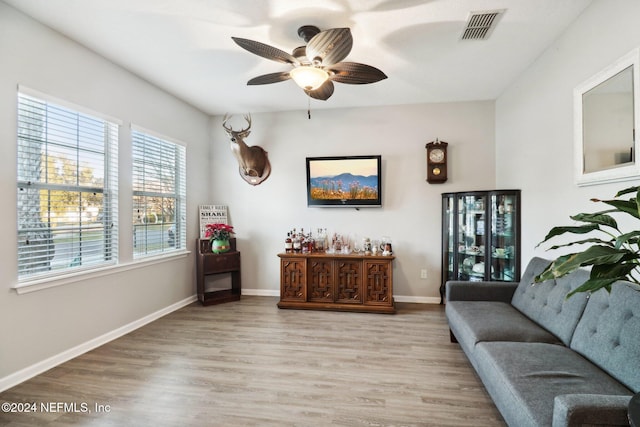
[
  {"left": 552, "top": 394, "right": 632, "bottom": 427},
  {"left": 445, "top": 280, "right": 518, "bottom": 303}
]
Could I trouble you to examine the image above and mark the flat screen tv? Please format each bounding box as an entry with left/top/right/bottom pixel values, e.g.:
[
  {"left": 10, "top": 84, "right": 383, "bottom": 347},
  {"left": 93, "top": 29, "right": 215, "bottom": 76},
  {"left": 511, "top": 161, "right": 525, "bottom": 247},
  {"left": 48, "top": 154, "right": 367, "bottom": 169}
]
[{"left": 306, "top": 155, "right": 382, "bottom": 207}]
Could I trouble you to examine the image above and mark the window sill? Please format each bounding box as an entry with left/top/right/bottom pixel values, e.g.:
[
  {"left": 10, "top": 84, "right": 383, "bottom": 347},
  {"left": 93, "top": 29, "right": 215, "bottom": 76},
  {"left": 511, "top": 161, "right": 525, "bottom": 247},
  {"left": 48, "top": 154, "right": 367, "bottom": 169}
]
[{"left": 12, "top": 250, "right": 191, "bottom": 295}]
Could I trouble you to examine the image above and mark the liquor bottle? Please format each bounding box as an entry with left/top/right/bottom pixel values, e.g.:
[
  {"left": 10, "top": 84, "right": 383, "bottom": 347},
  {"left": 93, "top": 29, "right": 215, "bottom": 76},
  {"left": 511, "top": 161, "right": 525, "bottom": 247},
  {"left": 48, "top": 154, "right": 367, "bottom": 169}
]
[
  {"left": 307, "top": 229, "right": 314, "bottom": 252},
  {"left": 324, "top": 228, "right": 329, "bottom": 252},
  {"left": 293, "top": 231, "right": 301, "bottom": 253},
  {"left": 300, "top": 228, "right": 308, "bottom": 253},
  {"left": 285, "top": 232, "right": 292, "bottom": 253}
]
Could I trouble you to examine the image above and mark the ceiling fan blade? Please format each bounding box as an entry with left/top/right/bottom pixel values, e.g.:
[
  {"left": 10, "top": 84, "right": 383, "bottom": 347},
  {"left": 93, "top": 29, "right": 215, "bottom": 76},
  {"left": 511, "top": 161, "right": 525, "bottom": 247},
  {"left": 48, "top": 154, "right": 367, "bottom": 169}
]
[
  {"left": 232, "top": 37, "right": 299, "bottom": 65},
  {"left": 305, "top": 28, "right": 352, "bottom": 66},
  {"left": 304, "top": 80, "right": 335, "bottom": 100},
  {"left": 247, "top": 72, "right": 291, "bottom": 85},
  {"left": 328, "top": 62, "right": 388, "bottom": 84}
]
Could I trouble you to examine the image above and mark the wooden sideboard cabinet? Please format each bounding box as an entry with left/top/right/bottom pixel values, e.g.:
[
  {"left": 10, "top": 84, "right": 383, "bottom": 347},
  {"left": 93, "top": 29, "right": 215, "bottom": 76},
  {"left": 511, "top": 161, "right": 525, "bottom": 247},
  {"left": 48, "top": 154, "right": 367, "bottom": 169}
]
[
  {"left": 277, "top": 252, "right": 395, "bottom": 314},
  {"left": 196, "top": 238, "right": 241, "bottom": 306}
]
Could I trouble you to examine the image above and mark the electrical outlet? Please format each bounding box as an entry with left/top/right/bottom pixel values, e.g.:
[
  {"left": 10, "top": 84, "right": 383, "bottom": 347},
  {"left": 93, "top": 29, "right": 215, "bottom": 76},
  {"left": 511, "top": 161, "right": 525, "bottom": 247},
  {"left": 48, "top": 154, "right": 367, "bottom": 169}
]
[{"left": 420, "top": 269, "right": 427, "bottom": 279}]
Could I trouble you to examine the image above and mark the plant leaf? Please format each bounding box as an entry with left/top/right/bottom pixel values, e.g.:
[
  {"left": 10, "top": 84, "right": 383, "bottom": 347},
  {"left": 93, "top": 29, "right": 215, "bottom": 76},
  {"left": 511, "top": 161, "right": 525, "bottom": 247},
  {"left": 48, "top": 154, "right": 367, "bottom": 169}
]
[
  {"left": 536, "top": 224, "right": 600, "bottom": 247},
  {"left": 567, "top": 277, "right": 618, "bottom": 298},
  {"left": 615, "top": 230, "right": 640, "bottom": 249},
  {"left": 547, "top": 237, "right": 614, "bottom": 250},
  {"left": 615, "top": 185, "right": 640, "bottom": 197},
  {"left": 563, "top": 261, "right": 637, "bottom": 298},
  {"left": 590, "top": 262, "right": 637, "bottom": 279},
  {"left": 536, "top": 245, "right": 631, "bottom": 282},
  {"left": 572, "top": 245, "right": 633, "bottom": 266},
  {"left": 598, "top": 199, "right": 640, "bottom": 219},
  {"left": 570, "top": 213, "right": 618, "bottom": 229},
  {"left": 534, "top": 254, "right": 574, "bottom": 282}
]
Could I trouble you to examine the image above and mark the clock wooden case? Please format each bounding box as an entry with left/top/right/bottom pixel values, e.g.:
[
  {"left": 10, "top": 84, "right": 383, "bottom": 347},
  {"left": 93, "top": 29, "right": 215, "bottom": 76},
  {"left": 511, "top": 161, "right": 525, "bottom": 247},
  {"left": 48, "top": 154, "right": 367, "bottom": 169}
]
[{"left": 426, "top": 140, "right": 448, "bottom": 183}]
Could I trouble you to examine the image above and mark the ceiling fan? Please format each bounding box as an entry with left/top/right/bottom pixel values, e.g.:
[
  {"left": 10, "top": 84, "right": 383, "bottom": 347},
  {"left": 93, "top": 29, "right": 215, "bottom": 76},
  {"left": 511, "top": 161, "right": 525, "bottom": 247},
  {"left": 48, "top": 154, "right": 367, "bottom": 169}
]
[{"left": 231, "top": 25, "right": 387, "bottom": 101}]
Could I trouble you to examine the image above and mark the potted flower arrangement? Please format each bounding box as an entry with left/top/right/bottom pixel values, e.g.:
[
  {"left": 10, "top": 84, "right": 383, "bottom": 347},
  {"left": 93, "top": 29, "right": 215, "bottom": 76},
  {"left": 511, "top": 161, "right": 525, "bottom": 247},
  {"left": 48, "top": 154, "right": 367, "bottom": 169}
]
[{"left": 205, "top": 223, "right": 235, "bottom": 254}]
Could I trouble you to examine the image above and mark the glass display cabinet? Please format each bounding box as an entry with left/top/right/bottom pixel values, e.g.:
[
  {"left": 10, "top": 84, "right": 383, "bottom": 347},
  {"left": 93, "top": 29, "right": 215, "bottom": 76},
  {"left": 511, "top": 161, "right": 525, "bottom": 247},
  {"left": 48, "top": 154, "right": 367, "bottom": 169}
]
[{"left": 440, "top": 190, "right": 521, "bottom": 303}]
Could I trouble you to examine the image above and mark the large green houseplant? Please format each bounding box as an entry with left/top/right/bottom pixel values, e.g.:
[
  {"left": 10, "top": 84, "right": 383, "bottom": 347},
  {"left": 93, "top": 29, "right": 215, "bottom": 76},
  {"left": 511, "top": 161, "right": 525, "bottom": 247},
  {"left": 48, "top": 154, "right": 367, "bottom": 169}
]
[{"left": 535, "top": 185, "right": 640, "bottom": 297}]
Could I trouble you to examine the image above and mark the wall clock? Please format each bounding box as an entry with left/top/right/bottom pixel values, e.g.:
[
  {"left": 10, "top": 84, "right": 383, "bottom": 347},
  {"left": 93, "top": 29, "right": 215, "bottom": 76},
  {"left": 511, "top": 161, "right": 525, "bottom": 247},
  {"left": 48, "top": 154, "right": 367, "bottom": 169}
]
[{"left": 426, "top": 139, "right": 448, "bottom": 183}]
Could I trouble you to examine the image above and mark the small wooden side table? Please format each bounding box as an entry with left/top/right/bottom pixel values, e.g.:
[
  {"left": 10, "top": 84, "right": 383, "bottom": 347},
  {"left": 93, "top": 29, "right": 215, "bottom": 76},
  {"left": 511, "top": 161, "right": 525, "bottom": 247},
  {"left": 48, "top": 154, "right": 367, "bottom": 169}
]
[{"left": 196, "top": 238, "right": 241, "bottom": 306}]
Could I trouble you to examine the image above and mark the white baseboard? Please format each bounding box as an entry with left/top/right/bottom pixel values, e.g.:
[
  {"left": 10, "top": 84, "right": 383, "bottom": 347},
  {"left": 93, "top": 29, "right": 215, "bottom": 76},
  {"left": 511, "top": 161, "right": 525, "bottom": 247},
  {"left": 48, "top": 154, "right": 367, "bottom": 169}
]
[
  {"left": 242, "top": 289, "right": 280, "bottom": 297},
  {"left": 0, "top": 295, "right": 197, "bottom": 393},
  {"left": 241, "top": 289, "right": 440, "bottom": 304},
  {"left": 394, "top": 295, "right": 441, "bottom": 304}
]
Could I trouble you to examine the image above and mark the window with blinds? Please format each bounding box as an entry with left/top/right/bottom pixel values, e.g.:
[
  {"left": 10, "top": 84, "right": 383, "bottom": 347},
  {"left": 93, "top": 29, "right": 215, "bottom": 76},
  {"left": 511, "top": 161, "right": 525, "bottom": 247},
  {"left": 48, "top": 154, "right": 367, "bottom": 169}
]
[
  {"left": 17, "top": 92, "right": 119, "bottom": 280},
  {"left": 132, "top": 129, "right": 186, "bottom": 258}
]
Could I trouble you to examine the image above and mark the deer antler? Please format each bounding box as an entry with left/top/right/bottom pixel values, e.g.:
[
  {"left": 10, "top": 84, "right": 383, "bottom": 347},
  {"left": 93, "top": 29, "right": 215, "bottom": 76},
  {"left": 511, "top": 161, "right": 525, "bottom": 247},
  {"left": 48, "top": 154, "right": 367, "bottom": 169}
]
[
  {"left": 222, "top": 113, "right": 232, "bottom": 132},
  {"left": 241, "top": 114, "right": 251, "bottom": 133},
  {"left": 222, "top": 113, "right": 251, "bottom": 134}
]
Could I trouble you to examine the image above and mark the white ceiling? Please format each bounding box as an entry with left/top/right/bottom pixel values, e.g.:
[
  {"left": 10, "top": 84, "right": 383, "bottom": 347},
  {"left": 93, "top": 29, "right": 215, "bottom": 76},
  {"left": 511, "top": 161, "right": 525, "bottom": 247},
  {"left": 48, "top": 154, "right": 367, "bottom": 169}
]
[{"left": 4, "top": 0, "right": 593, "bottom": 115}]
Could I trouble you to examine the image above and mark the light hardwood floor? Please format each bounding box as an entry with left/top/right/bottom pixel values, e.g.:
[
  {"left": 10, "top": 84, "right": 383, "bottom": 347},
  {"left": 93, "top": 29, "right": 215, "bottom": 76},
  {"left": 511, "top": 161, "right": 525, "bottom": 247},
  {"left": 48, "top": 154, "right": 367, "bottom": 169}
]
[{"left": 0, "top": 296, "right": 505, "bottom": 426}]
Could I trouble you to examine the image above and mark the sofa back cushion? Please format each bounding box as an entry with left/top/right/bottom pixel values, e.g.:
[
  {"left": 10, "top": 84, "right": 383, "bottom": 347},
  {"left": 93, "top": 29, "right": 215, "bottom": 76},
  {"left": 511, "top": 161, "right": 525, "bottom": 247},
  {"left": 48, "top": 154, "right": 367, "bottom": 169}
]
[
  {"left": 511, "top": 257, "right": 590, "bottom": 345},
  {"left": 570, "top": 281, "right": 640, "bottom": 392}
]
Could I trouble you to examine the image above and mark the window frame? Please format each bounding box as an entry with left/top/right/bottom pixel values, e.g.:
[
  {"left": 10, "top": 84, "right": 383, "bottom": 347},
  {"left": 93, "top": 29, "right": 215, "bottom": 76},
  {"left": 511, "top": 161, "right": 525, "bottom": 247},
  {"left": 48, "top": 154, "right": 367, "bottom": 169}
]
[
  {"left": 16, "top": 87, "right": 120, "bottom": 282},
  {"left": 131, "top": 126, "right": 187, "bottom": 259}
]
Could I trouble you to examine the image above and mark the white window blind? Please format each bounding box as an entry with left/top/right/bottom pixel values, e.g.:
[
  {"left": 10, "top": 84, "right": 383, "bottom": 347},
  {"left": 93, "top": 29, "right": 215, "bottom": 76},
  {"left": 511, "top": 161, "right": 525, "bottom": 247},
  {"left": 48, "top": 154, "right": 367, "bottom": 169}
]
[
  {"left": 132, "top": 129, "right": 186, "bottom": 258},
  {"left": 17, "top": 92, "right": 119, "bottom": 280}
]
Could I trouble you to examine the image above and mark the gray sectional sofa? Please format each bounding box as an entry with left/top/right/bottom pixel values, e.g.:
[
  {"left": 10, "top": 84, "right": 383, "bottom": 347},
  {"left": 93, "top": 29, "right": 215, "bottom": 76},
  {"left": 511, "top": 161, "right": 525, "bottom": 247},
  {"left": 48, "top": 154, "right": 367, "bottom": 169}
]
[{"left": 445, "top": 256, "right": 640, "bottom": 427}]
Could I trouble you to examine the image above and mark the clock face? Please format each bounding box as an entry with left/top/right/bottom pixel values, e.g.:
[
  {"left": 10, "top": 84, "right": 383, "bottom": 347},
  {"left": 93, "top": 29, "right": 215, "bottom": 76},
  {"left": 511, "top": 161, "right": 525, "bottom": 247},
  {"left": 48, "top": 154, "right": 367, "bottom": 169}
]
[{"left": 429, "top": 148, "right": 445, "bottom": 163}]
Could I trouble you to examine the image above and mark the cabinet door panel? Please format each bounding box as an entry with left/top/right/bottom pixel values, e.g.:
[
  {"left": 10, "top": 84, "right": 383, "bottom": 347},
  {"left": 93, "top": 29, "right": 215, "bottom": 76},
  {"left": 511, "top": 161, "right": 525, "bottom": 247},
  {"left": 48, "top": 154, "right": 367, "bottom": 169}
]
[
  {"left": 457, "top": 194, "right": 487, "bottom": 282},
  {"left": 281, "top": 258, "right": 306, "bottom": 301},
  {"left": 490, "top": 192, "right": 519, "bottom": 281},
  {"left": 364, "top": 260, "right": 393, "bottom": 305},
  {"left": 308, "top": 260, "right": 334, "bottom": 302},
  {"left": 442, "top": 195, "right": 455, "bottom": 282},
  {"left": 335, "top": 260, "right": 362, "bottom": 303}
]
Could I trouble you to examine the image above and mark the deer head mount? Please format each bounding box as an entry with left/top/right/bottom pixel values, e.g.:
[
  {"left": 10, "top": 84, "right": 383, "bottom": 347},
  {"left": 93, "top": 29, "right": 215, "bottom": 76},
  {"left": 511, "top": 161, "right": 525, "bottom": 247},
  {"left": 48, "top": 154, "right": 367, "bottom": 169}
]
[{"left": 222, "top": 113, "right": 271, "bottom": 186}]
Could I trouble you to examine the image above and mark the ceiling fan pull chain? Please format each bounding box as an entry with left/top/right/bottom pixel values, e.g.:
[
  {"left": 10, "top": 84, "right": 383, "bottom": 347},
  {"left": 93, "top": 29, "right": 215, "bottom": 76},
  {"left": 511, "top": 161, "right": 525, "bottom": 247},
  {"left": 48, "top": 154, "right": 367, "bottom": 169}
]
[{"left": 308, "top": 96, "right": 311, "bottom": 119}]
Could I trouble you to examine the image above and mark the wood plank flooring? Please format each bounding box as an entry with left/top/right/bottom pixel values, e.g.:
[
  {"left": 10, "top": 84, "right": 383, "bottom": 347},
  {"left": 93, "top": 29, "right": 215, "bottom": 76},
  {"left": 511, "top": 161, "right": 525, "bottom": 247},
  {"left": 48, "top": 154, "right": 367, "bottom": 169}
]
[{"left": 0, "top": 296, "right": 505, "bottom": 426}]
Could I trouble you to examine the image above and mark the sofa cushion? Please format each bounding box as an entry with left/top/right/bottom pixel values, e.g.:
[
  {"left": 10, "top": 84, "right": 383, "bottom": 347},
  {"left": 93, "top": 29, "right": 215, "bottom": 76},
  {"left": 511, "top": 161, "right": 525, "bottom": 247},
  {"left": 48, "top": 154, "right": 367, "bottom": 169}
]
[
  {"left": 473, "top": 341, "right": 633, "bottom": 427},
  {"left": 552, "top": 394, "right": 632, "bottom": 427},
  {"left": 447, "top": 301, "right": 562, "bottom": 347},
  {"left": 570, "top": 281, "right": 640, "bottom": 393},
  {"left": 511, "top": 257, "right": 590, "bottom": 345}
]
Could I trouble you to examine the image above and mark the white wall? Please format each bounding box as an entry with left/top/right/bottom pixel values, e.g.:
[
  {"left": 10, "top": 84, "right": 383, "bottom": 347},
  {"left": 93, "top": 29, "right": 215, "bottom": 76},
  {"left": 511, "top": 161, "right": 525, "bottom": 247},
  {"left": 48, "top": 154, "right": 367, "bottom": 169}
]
[
  {"left": 496, "top": 0, "right": 640, "bottom": 265},
  {"left": 209, "top": 102, "right": 496, "bottom": 302},
  {"left": 0, "top": 0, "right": 497, "bottom": 388},
  {"left": 0, "top": 2, "right": 210, "bottom": 385}
]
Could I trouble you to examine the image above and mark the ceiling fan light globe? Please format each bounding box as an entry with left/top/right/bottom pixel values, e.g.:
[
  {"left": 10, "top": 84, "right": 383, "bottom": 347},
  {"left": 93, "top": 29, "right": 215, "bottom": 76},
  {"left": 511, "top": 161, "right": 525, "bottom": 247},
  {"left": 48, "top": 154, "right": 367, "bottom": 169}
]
[{"left": 289, "top": 66, "right": 328, "bottom": 90}]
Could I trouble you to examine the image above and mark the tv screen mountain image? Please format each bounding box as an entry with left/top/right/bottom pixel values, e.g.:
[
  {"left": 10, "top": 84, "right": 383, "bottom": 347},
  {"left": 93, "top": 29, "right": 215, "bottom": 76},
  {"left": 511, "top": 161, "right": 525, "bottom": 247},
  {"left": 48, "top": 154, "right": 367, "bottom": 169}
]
[{"left": 307, "top": 156, "right": 380, "bottom": 201}]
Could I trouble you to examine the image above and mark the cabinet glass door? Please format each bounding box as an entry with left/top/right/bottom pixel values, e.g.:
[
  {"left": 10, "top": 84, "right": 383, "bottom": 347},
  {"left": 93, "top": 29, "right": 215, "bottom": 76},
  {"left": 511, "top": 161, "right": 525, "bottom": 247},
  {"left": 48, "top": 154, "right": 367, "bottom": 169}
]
[
  {"left": 457, "top": 194, "right": 487, "bottom": 281},
  {"left": 490, "top": 192, "right": 518, "bottom": 281},
  {"left": 442, "top": 194, "right": 455, "bottom": 282}
]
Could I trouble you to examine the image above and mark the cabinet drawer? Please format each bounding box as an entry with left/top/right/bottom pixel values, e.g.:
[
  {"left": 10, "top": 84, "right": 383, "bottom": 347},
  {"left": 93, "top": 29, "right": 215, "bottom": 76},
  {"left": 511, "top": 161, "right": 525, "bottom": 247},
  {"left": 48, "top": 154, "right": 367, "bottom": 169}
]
[{"left": 202, "top": 252, "right": 240, "bottom": 273}]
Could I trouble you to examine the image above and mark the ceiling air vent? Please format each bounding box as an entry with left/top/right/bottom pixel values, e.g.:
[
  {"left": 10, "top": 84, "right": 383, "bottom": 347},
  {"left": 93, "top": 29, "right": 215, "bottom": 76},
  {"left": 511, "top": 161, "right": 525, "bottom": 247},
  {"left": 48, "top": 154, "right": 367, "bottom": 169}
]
[{"left": 461, "top": 9, "right": 504, "bottom": 40}]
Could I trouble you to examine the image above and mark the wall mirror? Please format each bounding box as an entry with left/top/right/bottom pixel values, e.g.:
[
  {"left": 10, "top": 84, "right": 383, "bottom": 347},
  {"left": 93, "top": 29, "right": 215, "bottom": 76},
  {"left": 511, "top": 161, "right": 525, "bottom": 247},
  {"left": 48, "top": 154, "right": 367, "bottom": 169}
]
[{"left": 574, "top": 48, "right": 640, "bottom": 186}]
